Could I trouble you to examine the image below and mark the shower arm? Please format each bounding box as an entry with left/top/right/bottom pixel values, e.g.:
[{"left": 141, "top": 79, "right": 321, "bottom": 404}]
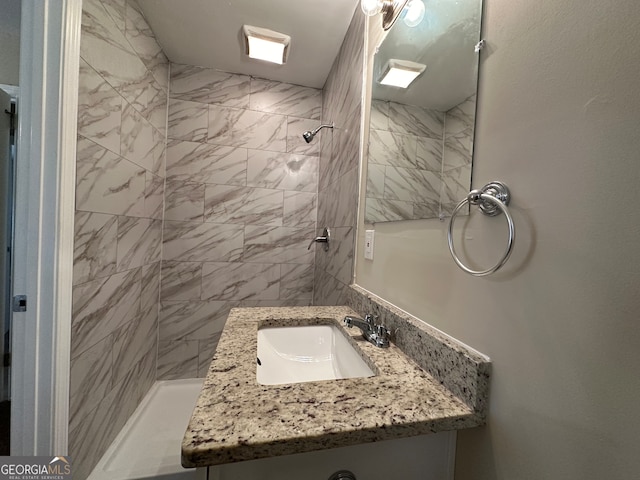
[{"left": 311, "top": 123, "right": 334, "bottom": 135}]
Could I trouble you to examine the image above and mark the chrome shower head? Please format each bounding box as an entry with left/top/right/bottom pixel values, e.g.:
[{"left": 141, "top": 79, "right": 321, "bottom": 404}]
[
  {"left": 303, "top": 130, "right": 315, "bottom": 143},
  {"left": 302, "top": 122, "right": 334, "bottom": 143}
]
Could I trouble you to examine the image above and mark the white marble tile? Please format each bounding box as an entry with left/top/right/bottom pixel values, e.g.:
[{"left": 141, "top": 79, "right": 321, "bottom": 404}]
[
  {"left": 72, "top": 268, "right": 141, "bottom": 358},
  {"left": 384, "top": 166, "right": 441, "bottom": 204},
  {"left": 250, "top": 78, "right": 321, "bottom": 119},
  {"left": 120, "top": 102, "right": 157, "bottom": 171},
  {"left": 443, "top": 129, "right": 473, "bottom": 171},
  {"left": 243, "top": 226, "right": 315, "bottom": 264},
  {"left": 164, "top": 181, "right": 205, "bottom": 222},
  {"left": 163, "top": 221, "right": 244, "bottom": 262},
  {"left": 141, "top": 261, "right": 161, "bottom": 316},
  {"left": 368, "top": 129, "right": 417, "bottom": 169},
  {"left": 416, "top": 136, "right": 444, "bottom": 172},
  {"left": 312, "top": 268, "right": 348, "bottom": 306},
  {"left": 366, "top": 163, "right": 386, "bottom": 199},
  {"left": 440, "top": 164, "right": 472, "bottom": 215},
  {"left": 388, "top": 103, "right": 444, "bottom": 139},
  {"left": 318, "top": 116, "right": 338, "bottom": 192},
  {"left": 168, "top": 99, "right": 208, "bottom": 142},
  {"left": 166, "top": 140, "right": 247, "bottom": 186},
  {"left": 332, "top": 106, "right": 362, "bottom": 179},
  {"left": 112, "top": 308, "right": 156, "bottom": 384},
  {"left": 413, "top": 201, "right": 441, "bottom": 219},
  {"left": 100, "top": 0, "right": 126, "bottom": 35},
  {"left": 325, "top": 12, "right": 364, "bottom": 125},
  {"left": 69, "top": 334, "right": 113, "bottom": 429},
  {"left": 73, "top": 211, "right": 118, "bottom": 285},
  {"left": 145, "top": 77, "right": 169, "bottom": 135},
  {"left": 370, "top": 100, "right": 389, "bottom": 131},
  {"left": 286, "top": 116, "right": 321, "bottom": 156},
  {"left": 279, "top": 264, "right": 314, "bottom": 301},
  {"left": 201, "top": 262, "right": 280, "bottom": 301},
  {"left": 157, "top": 339, "right": 199, "bottom": 380},
  {"left": 364, "top": 198, "right": 414, "bottom": 223},
  {"left": 116, "top": 217, "right": 161, "bottom": 271},
  {"left": 124, "top": 1, "right": 167, "bottom": 78},
  {"left": 77, "top": 58, "right": 122, "bottom": 155},
  {"left": 81, "top": 0, "right": 148, "bottom": 106},
  {"left": 69, "top": 369, "right": 134, "bottom": 480},
  {"left": 144, "top": 171, "right": 164, "bottom": 219},
  {"left": 246, "top": 150, "right": 318, "bottom": 192},
  {"left": 76, "top": 137, "right": 146, "bottom": 217},
  {"left": 170, "top": 64, "right": 250, "bottom": 108},
  {"left": 317, "top": 168, "right": 358, "bottom": 229},
  {"left": 135, "top": 343, "right": 157, "bottom": 402},
  {"left": 445, "top": 95, "right": 476, "bottom": 136},
  {"left": 160, "top": 261, "right": 202, "bottom": 301},
  {"left": 315, "top": 226, "right": 354, "bottom": 285},
  {"left": 204, "top": 185, "right": 283, "bottom": 226},
  {"left": 151, "top": 61, "right": 170, "bottom": 92},
  {"left": 198, "top": 336, "right": 221, "bottom": 377},
  {"left": 208, "top": 105, "right": 287, "bottom": 152},
  {"left": 159, "top": 300, "right": 233, "bottom": 341},
  {"left": 283, "top": 192, "right": 317, "bottom": 227}
]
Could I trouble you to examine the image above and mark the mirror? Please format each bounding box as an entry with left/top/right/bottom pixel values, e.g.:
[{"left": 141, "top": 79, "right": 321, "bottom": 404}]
[{"left": 364, "top": 0, "right": 483, "bottom": 223}]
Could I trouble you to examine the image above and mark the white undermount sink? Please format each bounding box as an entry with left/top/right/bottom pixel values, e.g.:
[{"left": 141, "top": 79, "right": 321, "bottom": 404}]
[{"left": 256, "top": 324, "right": 375, "bottom": 385}]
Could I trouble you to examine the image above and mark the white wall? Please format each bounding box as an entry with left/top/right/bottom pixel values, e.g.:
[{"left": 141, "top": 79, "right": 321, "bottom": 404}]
[
  {"left": 356, "top": 1, "right": 640, "bottom": 478},
  {"left": 0, "top": 0, "right": 21, "bottom": 86}
]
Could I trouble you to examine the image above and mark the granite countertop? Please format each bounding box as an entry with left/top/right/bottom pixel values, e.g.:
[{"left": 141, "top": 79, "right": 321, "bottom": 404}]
[{"left": 181, "top": 305, "right": 488, "bottom": 468}]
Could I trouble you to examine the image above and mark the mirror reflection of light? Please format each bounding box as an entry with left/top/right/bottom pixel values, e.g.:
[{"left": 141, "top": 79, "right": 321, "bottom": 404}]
[
  {"left": 287, "top": 158, "right": 303, "bottom": 175},
  {"left": 403, "top": 0, "right": 426, "bottom": 27},
  {"left": 361, "top": 0, "right": 383, "bottom": 16}
]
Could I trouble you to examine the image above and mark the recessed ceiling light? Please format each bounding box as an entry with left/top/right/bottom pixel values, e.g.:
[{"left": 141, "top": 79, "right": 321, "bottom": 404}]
[
  {"left": 378, "top": 59, "right": 426, "bottom": 88},
  {"left": 243, "top": 25, "right": 290, "bottom": 65}
]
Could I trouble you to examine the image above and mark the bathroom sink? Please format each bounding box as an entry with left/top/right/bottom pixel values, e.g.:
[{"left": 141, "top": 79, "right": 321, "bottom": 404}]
[{"left": 256, "top": 324, "right": 375, "bottom": 385}]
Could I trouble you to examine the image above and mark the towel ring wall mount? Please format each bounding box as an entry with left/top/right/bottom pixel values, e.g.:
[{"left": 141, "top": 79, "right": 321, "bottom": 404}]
[{"left": 447, "top": 181, "right": 515, "bottom": 277}]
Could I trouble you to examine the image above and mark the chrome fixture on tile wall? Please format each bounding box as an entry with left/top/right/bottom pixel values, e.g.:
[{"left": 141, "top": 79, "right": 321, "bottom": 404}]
[
  {"left": 308, "top": 227, "right": 330, "bottom": 252},
  {"left": 361, "top": 0, "right": 410, "bottom": 30},
  {"left": 447, "top": 182, "right": 515, "bottom": 277},
  {"left": 302, "top": 123, "right": 334, "bottom": 143}
]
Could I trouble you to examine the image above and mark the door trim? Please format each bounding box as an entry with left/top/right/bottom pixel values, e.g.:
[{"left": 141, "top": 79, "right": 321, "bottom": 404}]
[{"left": 11, "top": 0, "right": 81, "bottom": 455}]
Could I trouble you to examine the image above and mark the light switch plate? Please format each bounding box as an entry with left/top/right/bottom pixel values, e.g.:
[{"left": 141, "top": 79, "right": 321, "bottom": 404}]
[{"left": 364, "top": 230, "right": 374, "bottom": 260}]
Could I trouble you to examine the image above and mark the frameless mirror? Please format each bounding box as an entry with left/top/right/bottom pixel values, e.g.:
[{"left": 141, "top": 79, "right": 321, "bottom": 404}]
[{"left": 364, "top": 0, "right": 483, "bottom": 223}]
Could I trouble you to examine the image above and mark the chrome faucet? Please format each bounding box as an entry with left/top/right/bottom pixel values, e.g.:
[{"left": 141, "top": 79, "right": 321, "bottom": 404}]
[{"left": 343, "top": 314, "right": 390, "bottom": 348}]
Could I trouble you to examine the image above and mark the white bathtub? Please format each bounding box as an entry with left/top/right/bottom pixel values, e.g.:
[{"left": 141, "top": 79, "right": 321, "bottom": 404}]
[{"left": 88, "top": 379, "right": 205, "bottom": 480}]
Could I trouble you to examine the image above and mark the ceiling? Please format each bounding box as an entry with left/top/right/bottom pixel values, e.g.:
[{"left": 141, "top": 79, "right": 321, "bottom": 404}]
[{"left": 137, "top": 0, "right": 361, "bottom": 89}]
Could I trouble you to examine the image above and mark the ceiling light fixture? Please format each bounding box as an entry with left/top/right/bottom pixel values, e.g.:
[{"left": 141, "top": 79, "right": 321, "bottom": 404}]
[
  {"left": 243, "top": 25, "right": 290, "bottom": 65},
  {"left": 403, "top": 0, "right": 426, "bottom": 27},
  {"left": 378, "top": 59, "right": 426, "bottom": 88},
  {"left": 361, "top": 0, "right": 410, "bottom": 30}
]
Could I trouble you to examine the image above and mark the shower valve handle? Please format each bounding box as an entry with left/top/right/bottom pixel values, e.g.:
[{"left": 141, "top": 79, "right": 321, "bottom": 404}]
[{"left": 307, "top": 227, "right": 330, "bottom": 252}]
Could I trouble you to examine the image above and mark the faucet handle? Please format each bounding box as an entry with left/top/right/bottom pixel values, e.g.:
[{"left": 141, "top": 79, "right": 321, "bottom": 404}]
[
  {"left": 375, "top": 324, "right": 389, "bottom": 337},
  {"left": 364, "top": 314, "right": 378, "bottom": 325}
]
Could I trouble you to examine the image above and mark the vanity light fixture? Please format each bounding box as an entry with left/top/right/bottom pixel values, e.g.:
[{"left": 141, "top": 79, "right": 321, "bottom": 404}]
[
  {"left": 243, "top": 25, "right": 290, "bottom": 65},
  {"left": 403, "top": 0, "right": 426, "bottom": 27},
  {"left": 378, "top": 59, "right": 426, "bottom": 88},
  {"left": 361, "top": 0, "right": 410, "bottom": 30}
]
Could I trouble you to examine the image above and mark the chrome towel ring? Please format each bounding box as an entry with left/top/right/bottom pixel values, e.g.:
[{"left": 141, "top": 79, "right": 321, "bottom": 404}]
[{"left": 447, "top": 181, "right": 515, "bottom": 277}]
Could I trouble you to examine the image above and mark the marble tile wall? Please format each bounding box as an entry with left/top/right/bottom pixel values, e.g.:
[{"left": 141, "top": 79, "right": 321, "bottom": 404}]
[
  {"left": 313, "top": 5, "right": 364, "bottom": 305},
  {"left": 160, "top": 64, "right": 322, "bottom": 379},
  {"left": 71, "top": 1, "right": 168, "bottom": 478},
  {"left": 365, "top": 94, "right": 476, "bottom": 221},
  {"left": 440, "top": 95, "right": 476, "bottom": 215},
  {"left": 365, "top": 100, "right": 445, "bottom": 222}
]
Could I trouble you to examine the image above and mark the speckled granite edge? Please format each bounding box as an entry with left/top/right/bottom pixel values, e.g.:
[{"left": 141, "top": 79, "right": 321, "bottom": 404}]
[
  {"left": 182, "top": 306, "right": 487, "bottom": 468},
  {"left": 346, "top": 284, "right": 491, "bottom": 415}
]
